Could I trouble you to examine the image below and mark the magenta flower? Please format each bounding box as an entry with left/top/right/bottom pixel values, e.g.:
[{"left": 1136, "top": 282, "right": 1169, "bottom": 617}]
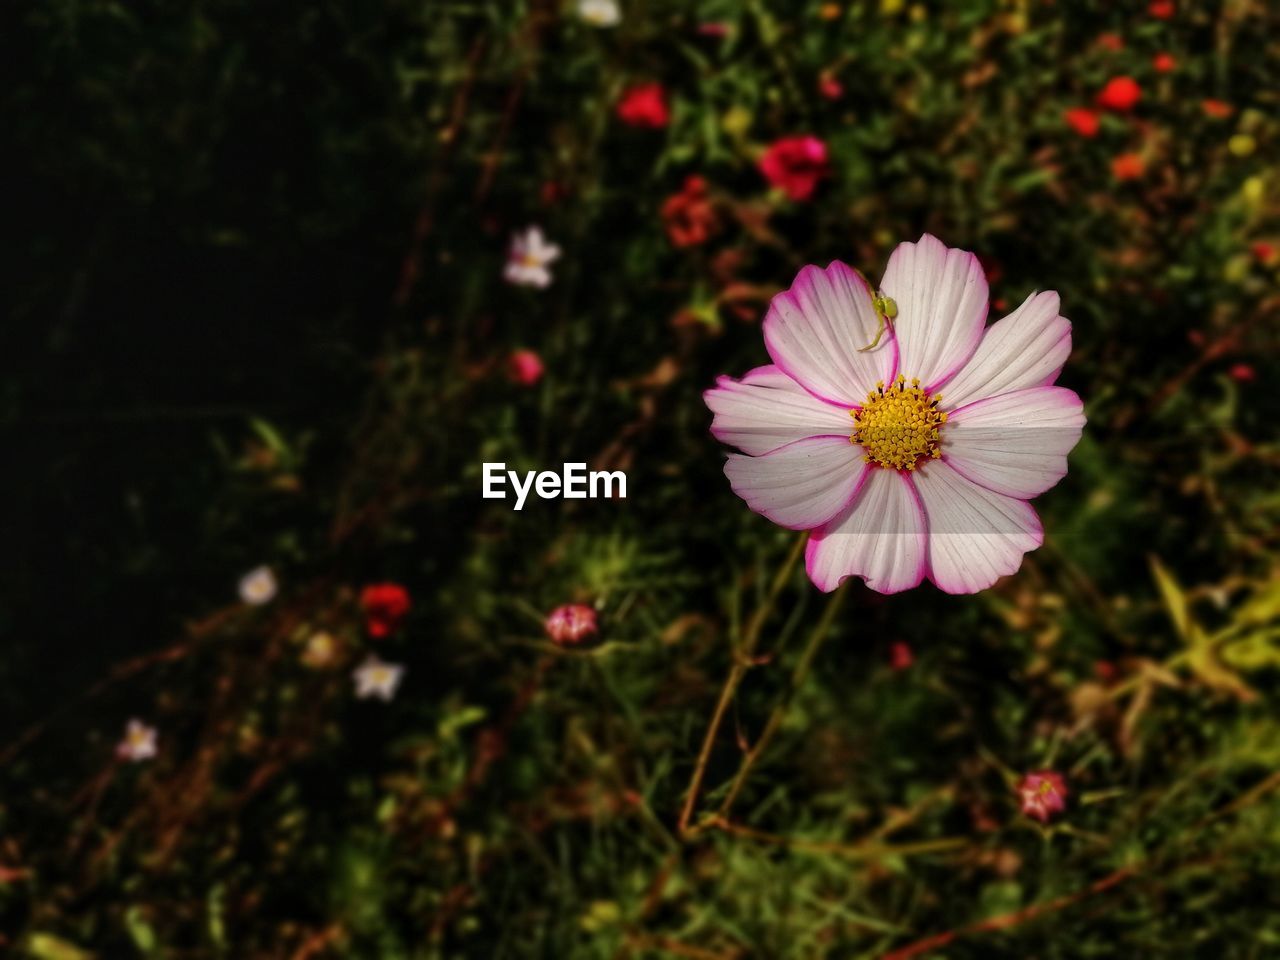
[
  {"left": 704, "top": 234, "right": 1084, "bottom": 594},
  {"left": 758, "top": 136, "right": 829, "bottom": 201},
  {"left": 1017, "top": 770, "right": 1068, "bottom": 823}
]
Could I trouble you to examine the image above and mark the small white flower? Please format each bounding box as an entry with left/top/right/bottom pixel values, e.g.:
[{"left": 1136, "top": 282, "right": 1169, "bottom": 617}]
[
  {"left": 353, "top": 655, "right": 404, "bottom": 702},
  {"left": 504, "top": 226, "right": 561, "bottom": 289},
  {"left": 117, "top": 719, "right": 157, "bottom": 762},
  {"left": 577, "top": 0, "right": 621, "bottom": 27},
  {"left": 238, "top": 565, "right": 278, "bottom": 606}
]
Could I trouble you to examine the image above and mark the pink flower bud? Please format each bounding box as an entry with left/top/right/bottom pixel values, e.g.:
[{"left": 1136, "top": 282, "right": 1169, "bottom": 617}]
[
  {"left": 507, "top": 349, "right": 545, "bottom": 387},
  {"left": 1016, "top": 770, "right": 1068, "bottom": 823},
  {"left": 545, "top": 604, "right": 598, "bottom": 646}
]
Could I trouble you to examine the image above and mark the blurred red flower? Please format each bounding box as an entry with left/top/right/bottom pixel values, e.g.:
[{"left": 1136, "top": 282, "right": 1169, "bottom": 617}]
[
  {"left": 545, "top": 604, "right": 598, "bottom": 646},
  {"left": 1111, "top": 153, "right": 1144, "bottom": 181},
  {"left": 889, "top": 641, "right": 914, "bottom": 671},
  {"left": 661, "top": 175, "right": 719, "bottom": 247},
  {"left": 758, "top": 135, "right": 829, "bottom": 201},
  {"left": 1097, "top": 33, "right": 1124, "bottom": 52},
  {"left": 617, "top": 83, "right": 670, "bottom": 128},
  {"left": 1064, "top": 107, "right": 1100, "bottom": 138},
  {"left": 818, "top": 71, "right": 844, "bottom": 100},
  {"left": 1017, "top": 771, "right": 1068, "bottom": 823},
  {"left": 507, "top": 349, "right": 545, "bottom": 386},
  {"left": 360, "top": 583, "right": 411, "bottom": 638},
  {"left": 1149, "top": 0, "right": 1174, "bottom": 18},
  {"left": 1152, "top": 52, "right": 1176, "bottom": 72},
  {"left": 1201, "top": 99, "right": 1233, "bottom": 119},
  {"left": 1252, "top": 241, "right": 1276, "bottom": 265},
  {"left": 1228, "top": 364, "right": 1256, "bottom": 383},
  {"left": 1096, "top": 76, "right": 1141, "bottom": 112}
]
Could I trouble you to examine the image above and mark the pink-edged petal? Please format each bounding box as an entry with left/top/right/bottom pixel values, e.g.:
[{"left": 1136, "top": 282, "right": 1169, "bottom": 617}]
[
  {"left": 763, "top": 261, "right": 898, "bottom": 407},
  {"left": 943, "top": 386, "right": 1085, "bottom": 499},
  {"left": 912, "top": 459, "right": 1043, "bottom": 595},
  {"left": 805, "top": 467, "right": 926, "bottom": 594},
  {"left": 725, "top": 436, "right": 868, "bottom": 530},
  {"left": 939, "top": 291, "right": 1071, "bottom": 408},
  {"left": 705, "top": 365, "right": 857, "bottom": 456},
  {"left": 879, "top": 234, "right": 987, "bottom": 391}
]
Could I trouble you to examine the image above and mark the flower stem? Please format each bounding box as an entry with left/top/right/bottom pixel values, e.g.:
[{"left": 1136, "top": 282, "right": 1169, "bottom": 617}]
[
  {"left": 676, "top": 533, "right": 806, "bottom": 837},
  {"left": 717, "top": 579, "right": 850, "bottom": 820}
]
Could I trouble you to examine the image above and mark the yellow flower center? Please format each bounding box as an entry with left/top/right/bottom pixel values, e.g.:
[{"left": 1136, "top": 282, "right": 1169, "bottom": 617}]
[{"left": 851, "top": 374, "right": 947, "bottom": 471}]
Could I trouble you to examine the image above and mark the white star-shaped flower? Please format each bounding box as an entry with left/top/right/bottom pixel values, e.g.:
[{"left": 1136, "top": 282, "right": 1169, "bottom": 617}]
[
  {"left": 117, "top": 719, "right": 157, "bottom": 762},
  {"left": 353, "top": 655, "right": 405, "bottom": 702},
  {"left": 503, "top": 226, "right": 561, "bottom": 289}
]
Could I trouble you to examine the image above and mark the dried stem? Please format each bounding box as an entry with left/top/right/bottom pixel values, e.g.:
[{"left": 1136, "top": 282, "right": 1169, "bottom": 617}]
[
  {"left": 676, "top": 534, "right": 806, "bottom": 836},
  {"left": 717, "top": 579, "right": 850, "bottom": 819}
]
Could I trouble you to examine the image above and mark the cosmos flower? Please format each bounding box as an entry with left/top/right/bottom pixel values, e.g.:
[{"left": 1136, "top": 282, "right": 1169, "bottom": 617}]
[
  {"left": 1112, "top": 153, "right": 1144, "bottom": 181},
  {"left": 1017, "top": 770, "right": 1068, "bottom": 823},
  {"left": 1063, "top": 107, "right": 1100, "bottom": 138},
  {"left": 353, "top": 655, "right": 405, "bottom": 701},
  {"left": 301, "top": 630, "right": 339, "bottom": 669},
  {"left": 507, "top": 349, "right": 546, "bottom": 386},
  {"left": 117, "top": 719, "right": 158, "bottom": 762},
  {"left": 661, "top": 176, "right": 719, "bottom": 247},
  {"left": 617, "top": 83, "right": 670, "bottom": 128},
  {"left": 704, "top": 234, "right": 1085, "bottom": 594},
  {"left": 1096, "top": 77, "right": 1141, "bottom": 112},
  {"left": 1201, "top": 99, "right": 1233, "bottom": 119},
  {"left": 359, "top": 583, "right": 411, "bottom": 639},
  {"left": 545, "top": 604, "right": 598, "bottom": 646},
  {"left": 577, "top": 0, "right": 620, "bottom": 27},
  {"left": 504, "top": 226, "right": 561, "bottom": 289},
  {"left": 758, "top": 136, "right": 829, "bottom": 202},
  {"left": 238, "top": 566, "right": 278, "bottom": 605}
]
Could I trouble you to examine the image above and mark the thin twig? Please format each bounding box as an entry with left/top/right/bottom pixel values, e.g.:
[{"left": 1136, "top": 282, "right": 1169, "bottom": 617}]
[
  {"left": 717, "top": 580, "right": 850, "bottom": 819},
  {"left": 676, "top": 534, "right": 806, "bottom": 837}
]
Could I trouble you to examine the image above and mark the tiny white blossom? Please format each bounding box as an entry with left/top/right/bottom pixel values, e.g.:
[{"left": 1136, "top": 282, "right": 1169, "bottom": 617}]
[
  {"left": 117, "top": 719, "right": 157, "bottom": 762},
  {"left": 577, "top": 0, "right": 621, "bottom": 28},
  {"left": 353, "top": 655, "right": 404, "bottom": 702},
  {"left": 504, "top": 226, "right": 561, "bottom": 289},
  {"left": 238, "top": 565, "right": 278, "bottom": 606}
]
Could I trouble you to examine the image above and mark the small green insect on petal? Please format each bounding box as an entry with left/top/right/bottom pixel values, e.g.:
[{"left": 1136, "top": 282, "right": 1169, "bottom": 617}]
[{"left": 859, "top": 292, "right": 897, "bottom": 352}]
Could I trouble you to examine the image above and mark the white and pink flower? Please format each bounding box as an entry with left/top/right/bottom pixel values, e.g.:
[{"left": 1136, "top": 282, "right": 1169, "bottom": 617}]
[
  {"left": 705, "top": 234, "right": 1084, "bottom": 595},
  {"left": 503, "top": 226, "right": 561, "bottom": 289},
  {"left": 116, "top": 718, "right": 158, "bottom": 762}
]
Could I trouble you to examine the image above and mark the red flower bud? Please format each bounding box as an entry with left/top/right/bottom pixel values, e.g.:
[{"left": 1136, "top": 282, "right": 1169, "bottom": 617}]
[
  {"left": 507, "top": 349, "right": 545, "bottom": 386},
  {"left": 617, "top": 83, "right": 670, "bottom": 128},
  {"left": 1096, "top": 76, "right": 1141, "bottom": 112}
]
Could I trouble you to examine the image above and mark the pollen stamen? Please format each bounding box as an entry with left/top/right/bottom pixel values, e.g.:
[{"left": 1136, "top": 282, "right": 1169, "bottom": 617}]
[{"left": 850, "top": 374, "right": 948, "bottom": 471}]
